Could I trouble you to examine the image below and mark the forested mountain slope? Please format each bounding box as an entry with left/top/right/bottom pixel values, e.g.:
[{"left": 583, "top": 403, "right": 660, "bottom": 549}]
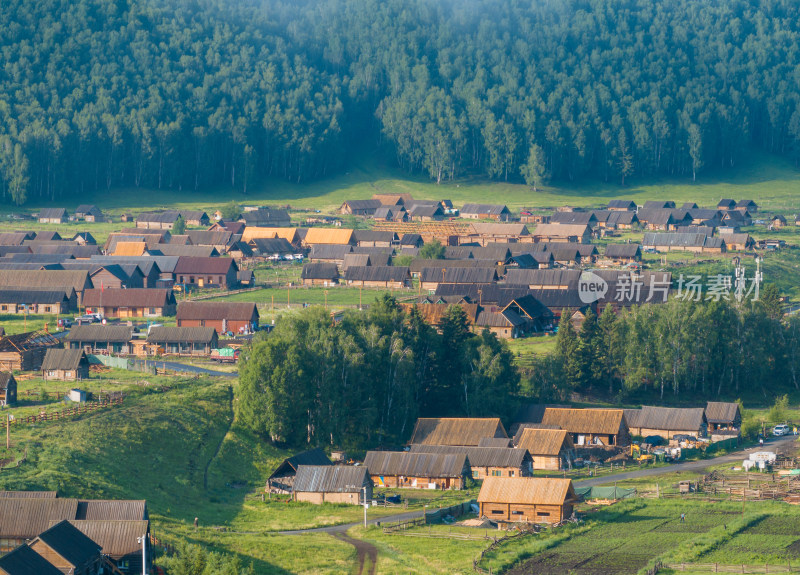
[{"left": 2, "top": 0, "right": 800, "bottom": 204}]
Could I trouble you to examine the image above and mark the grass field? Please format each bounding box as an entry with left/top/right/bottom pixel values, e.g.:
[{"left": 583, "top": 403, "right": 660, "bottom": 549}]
[{"left": 7, "top": 148, "right": 800, "bottom": 217}]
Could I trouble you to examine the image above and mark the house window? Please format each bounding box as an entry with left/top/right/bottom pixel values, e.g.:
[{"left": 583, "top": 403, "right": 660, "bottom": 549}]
[
  {"left": 536, "top": 512, "right": 550, "bottom": 517},
  {"left": 149, "top": 308, "right": 156, "bottom": 315},
  {"left": 47, "top": 370, "right": 56, "bottom": 377},
  {"left": 0, "top": 306, "right": 6, "bottom": 311},
  {"left": 472, "top": 470, "right": 479, "bottom": 478},
  {"left": 44, "top": 306, "right": 51, "bottom": 313},
  {"left": 490, "top": 510, "right": 504, "bottom": 515},
  {"left": 509, "top": 470, "right": 515, "bottom": 477},
  {"left": 491, "top": 470, "right": 502, "bottom": 477},
  {"left": 511, "top": 510, "right": 524, "bottom": 515}
]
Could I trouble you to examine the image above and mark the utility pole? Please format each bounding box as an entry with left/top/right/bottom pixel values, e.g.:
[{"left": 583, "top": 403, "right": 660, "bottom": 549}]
[
  {"left": 363, "top": 486, "right": 368, "bottom": 528},
  {"left": 6, "top": 414, "right": 9, "bottom": 449},
  {"left": 137, "top": 534, "right": 147, "bottom": 575}
]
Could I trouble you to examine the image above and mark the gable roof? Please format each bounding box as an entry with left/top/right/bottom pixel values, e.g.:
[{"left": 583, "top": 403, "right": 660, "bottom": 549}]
[
  {"left": 0, "top": 498, "right": 79, "bottom": 538},
  {"left": 173, "top": 257, "right": 236, "bottom": 275},
  {"left": 176, "top": 301, "right": 257, "bottom": 321},
  {"left": 478, "top": 477, "right": 575, "bottom": 505},
  {"left": 461, "top": 203, "right": 510, "bottom": 216},
  {"left": 342, "top": 199, "right": 382, "bottom": 211},
  {"left": 705, "top": 402, "right": 742, "bottom": 425},
  {"left": 409, "top": 418, "right": 507, "bottom": 446},
  {"left": 301, "top": 263, "right": 339, "bottom": 280},
  {"left": 309, "top": 244, "right": 353, "bottom": 260},
  {"left": 408, "top": 445, "right": 528, "bottom": 468},
  {"left": 52, "top": 520, "right": 149, "bottom": 559},
  {"left": 0, "top": 544, "right": 64, "bottom": 575},
  {"left": 364, "top": 451, "right": 469, "bottom": 477},
  {"left": 605, "top": 244, "right": 642, "bottom": 258},
  {"left": 516, "top": 428, "right": 573, "bottom": 456},
  {"left": 33, "top": 520, "right": 102, "bottom": 568},
  {"left": 0, "top": 270, "right": 91, "bottom": 292},
  {"left": 38, "top": 208, "right": 68, "bottom": 219},
  {"left": 0, "top": 290, "right": 70, "bottom": 305},
  {"left": 624, "top": 406, "right": 706, "bottom": 432},
  {"left": 419, "top": 267, "right": 498, "bottom": 284},
  {"left": 83, "top": 288, "right": 175, "bottom": 308},
  {"left": 303, "top": 228, "right": 354, "bottom": 245},
  {"left": 293, "top": 465, "right": 369, "bottom": 493},
  {"left": 41, "top": 348, "right": 87, "bottom": 372},
  {"left": 532, "top": 224, "right": 591, "bottom": 238},
  {"left": 344, "top": 266, "right": 409, "bottom": 282},
  {"left": 75, "top": 500, "right": 147, "bottom": 521},
  {"left": 478, "top": 437, "right": 514, "bottom": 448},
  {"left": 147, "top": 326, "right": 217, "bottom": 344},
  {"left": 607, "top": 200, "right": 637, "bottom": 209},
  {"left": 541, "top": 408, "right": 626, "bottom": 435},
  {"left": 65, "top": 325, "right": 134, "bottom": 343}
]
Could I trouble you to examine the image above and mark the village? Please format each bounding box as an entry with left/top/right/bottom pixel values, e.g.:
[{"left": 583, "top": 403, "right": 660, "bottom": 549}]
[{"left": 0, "top": 196, "right": 797, "bottom": 574}]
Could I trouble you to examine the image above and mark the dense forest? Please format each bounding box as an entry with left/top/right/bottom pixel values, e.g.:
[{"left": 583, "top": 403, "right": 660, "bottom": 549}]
[
  {"left": 238, "top": 297, "right": 518, "bottom": 450},
  {"left": 532, "top": 285, "right": 800, "bottom": 402},
  {"left": 3, "top": 0, "right": 800, "bottom": 203}
]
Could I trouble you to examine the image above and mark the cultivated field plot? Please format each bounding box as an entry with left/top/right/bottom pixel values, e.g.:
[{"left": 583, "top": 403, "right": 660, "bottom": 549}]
[{"left": 507, "top": 502, "right": 800, "bottom": 575}]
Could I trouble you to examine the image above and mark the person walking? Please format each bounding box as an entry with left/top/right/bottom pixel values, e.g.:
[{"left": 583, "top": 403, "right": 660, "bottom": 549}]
[{"left": 680, "top": 512, "right": 685, "bottom": 523}]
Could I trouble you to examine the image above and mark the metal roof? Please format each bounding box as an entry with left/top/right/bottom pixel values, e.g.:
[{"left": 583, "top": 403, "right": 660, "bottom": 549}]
[
  {"left": 0, "top": 543, "right": 64, "bottom": 575},
  {"left": 75, "top": 500, "right": 147, "bottom": 521},
  {"left": 293, "top": 465, "right": 370, "bottom": 493},
  {"left": 147, "top": 327, "right": 217, "bottom": 344},
  {"left": 541, "top": 408, "right": 626, "bottom": 436},
  {"left": 364, "top": 451, "right": 469, "bottom": 477},
  {"left": 409, "top": 418, "right": 507, "bottom": 446},
  {"left": 269, "top": 448, "right": 333, "bottom": 480},
  {"left": 65, "top": 325, "right": 134, "bottom": 343},
  {"left": 626, "top": 406, "right": 707, "bottom": 431},
  {"left": 52, "top": 520, "right": 149, "bottom": 558},
  {"left": 176, "top": 301, "right": 257, "bottom": 321},
  {"left": 0, "top": 498, "right": 79, "bottom": 538},
  {"left": 34, "top": 520, "right": 102, "bottom": 568}
]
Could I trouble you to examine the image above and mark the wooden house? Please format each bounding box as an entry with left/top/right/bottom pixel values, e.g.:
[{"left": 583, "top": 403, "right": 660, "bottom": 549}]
[
  {"left": 38, "top": 208, "right": 68, "bottom": 224},
  {"left": 419, "top": 267, "right": 498, "bottom": 292},
  {"left": 540, "top": 408, "right": 630, "bottom": 446},
  {"left": 137, "top": 210, "right": 209, "bottom": 229},
  {"left": 292, "top": 465, "right": 372, "bottom": 505},
  {"left": 643, "top": 201, "right": 676, "bottom": 209},
  {"left": 302, "top": 228, "right": 354, "bottom": 247},
  {"left": 478, "top": 477, "right": 577, "bottom": 524},
  {"left": 83, "top": 289, "right": 177, "bottom": 318},
  {"left": 0, "top": 498, "right": 79, "bottom": 553},
  {"left": 0, "top": 373, "right": 16, "bottom": 406},
  {"left": 0, "top": 289, "right": 72, "bottom": 314},
  {"left": 267, "top": 448, "right": 333, "bottom": 494},
  {"left": 409, "top": 445, "right": 531, "bottom": 480},
  {"left": 624, "top": 406, "right": 707, "bottom": 439},
  {"left": 409, "top": 417, "right": 508, "bottom": 446},
  {"left": 56, "top": 520, "right": 151, "bottom": 575},
  {"left": 173, "top": 257, "right": 239, "bottom": 289},
  {"left": 240, "top": 208, "right": 290, "bottom": 227},
  {"left": 515, "top": 428, "right": 574, "bottom": 470},
  {"left": 372, "top": 193, "right": 413, "bottom": 206},
  {"left": 461, "top": 204, "right": 512, "bottom": 221},
  {"left": 717, "top": 232, "right": 753, "bottom": 251},
  {"left": 604, "top": 244, "right": 641, "bottom": 264},
  {"left": 0, "top": 270, "right": 92, "bottom": 306},
  {"left": 0, "top": 544, "right": 65, "bottom": 575},
  {"left": 771, "top": 214, "right": 787, "bottom": 228},
  {"left": 705, "top": 402, "right": 742, "bottom": 439},
  {"left": 352, "top": 230, "right": 397, "bottom": 248},
  {"left": 605, "top": 211, "right": 639, "bottom": 229},
  {"left": 41, "top": 348, "right": 90, "bottom": 381},
  {"left": 736, "top": 199, "right": 758, "bottom": 213},
  {"left": 248, "top": 237, "right": 295, "bottom": 258},
  {"left": 531, "top": 224, "right": 592, "bottom": 243},
  {"left": 408, "top": 203, "right": 445, "bottom": 221},
  {"left": 364, "top": 451, "right": 470, "bottom": 489},
  {"left": 177, "top": 301, "right": 259, "bottom": 334},
  {"left": 74, "top": 205, "right": 104, "bottom": 222},
  {"left": 301, "top": 263, "right": 340, "bottom": 286},
  {"left": 338, "top": 199, "right": 382, "bottom": 216},
  {"left": 607, "top": 200, "right": 637, "bottom": 211},
  {"left": 65, "top": 325, "right": 134, "bottom": 355},
  {"left": 717, "top": 199, "right": 737, "bottom": 210},
  {"left": 343, "top": 266, "right": 411, "bottom": 289},
  {"left": 473, "top": 308, "right": 526, "bottom": 339},
  {"left": 146, "top": 327, "right": 218, "bottom": 356},
  {"left": 0, "top": 331, "right": 62, "bottom": 372},
  {"left": 551, "top": 211, "right": 599, "bottom": 228},
  {"left": 28, "top": 520, "right": 104, "bottom": 575}
]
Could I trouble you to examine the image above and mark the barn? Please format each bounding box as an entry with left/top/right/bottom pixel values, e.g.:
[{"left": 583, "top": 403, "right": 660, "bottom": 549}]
[
  {"left": 478, "top": 477, "right": 577, "bottom": 524},
  {"left": 267, "top": 448, "right": 333, "bottom": 494},
  {"left": 364, "top": 451, "right": 469, "bottom": 489},
  {"left": 624, "top": 406, "right": 707, "bottom": 440},
  {"left": 38, "top": 208, "right": 68, "bottom": 224},
  {"left": 146, "top": 327, "right": 218, "bottom": 356},
  {"left": 292, "top": 465, "right": 372, "bottom": 505},
  {"left": 540, "top": 408, "right": 630, "bottom": 447},
  {"left": 0, "top": 331, "right": 62, "bottom": 372},
  {"left": 515, "top": 428, "right": 574, "bottom": 470},
  {"left": 301, "top": 263, "right": 340, "bottom": 286},
  {"left": 343, "top": 266, "right": 411, "bottom": 289},
  {"left": 409, "top": 418, "right": 508, "bottom": 447},
  {"left": 41, "top": 348, "right": 90, "bottom": 381},
  {"left": 408, "top": 445, "right": 532, "bottom": 480}
]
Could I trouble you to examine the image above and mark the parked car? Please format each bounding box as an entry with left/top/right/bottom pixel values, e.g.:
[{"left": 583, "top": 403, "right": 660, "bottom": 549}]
[{"left": 772, "top": 424, "right": 791, "bottom": 437}]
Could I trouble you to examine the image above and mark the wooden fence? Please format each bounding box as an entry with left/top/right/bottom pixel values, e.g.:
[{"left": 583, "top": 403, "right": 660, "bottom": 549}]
[
  {"left": 665, "top": 563, "right": 797, "bottom": 573},
  {"left": 0, "top": 398, "right": 123, "bottom": 427}
]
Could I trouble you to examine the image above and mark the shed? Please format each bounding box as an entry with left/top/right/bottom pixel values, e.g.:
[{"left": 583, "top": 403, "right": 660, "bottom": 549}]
[
  {"left": 515, "top": 428, "right": 575, "bottom": 470},
  {"left": 268, "top": 448, "right": 334, "bottom": 493},
  {"left": 409, "top": 418, "right": 508, "bottom": 447},
  {"left": 0, "top": 331, "right": 62, "bottom": 372},
  {"left": 0, "top": 372, "right": 17, "bottom": 406},
  {"left": 705, "top": 402, "right": 742, "bottom": 435},
  {"left": 461, "top": 204, "right": 511, "bottom": 221},
  {"left": 292, "top": 465, "right": 372, "bottom": 505},
  {"left": 408, "top": 445, "right": 531, "bottom": 480},
  {"left": 68, "top": 389, "right": 88, "bottom": 402},
  {"left": 41, "top": 349, "right": 90, "bottom": 381},
  {"left": 364, "top": 451, "right": 469, "bottom": 489},
  {"left": 478, "top": 477, "right": 576, "bottom": 524},
  {"left": 75, "top": 205, "right": 104, "bottom": 222}
]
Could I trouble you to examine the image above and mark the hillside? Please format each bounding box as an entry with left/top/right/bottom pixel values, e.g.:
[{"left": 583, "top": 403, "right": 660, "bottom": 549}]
[{"left": 3, "top": 0, "right": 800, "bottom": 203}]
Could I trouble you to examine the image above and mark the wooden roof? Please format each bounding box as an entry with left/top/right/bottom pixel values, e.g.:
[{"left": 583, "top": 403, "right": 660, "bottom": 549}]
[
  {"left": 533, "top": 224, "right": 591, "bottom": 237},
  {"left": 478, "top": 477, "right": 575, "bottom": 505},
  {"left": 113, "top": 241, "right": 148, "bottom": 257},
  {"left": 33, "top": 520, "right": 102, "bottom": 568},
  {"left": 301, "top": 262, "right": 339, "bottom": 280},
  {"left": 75, "top": 499, "right": 147, "bottom": 521},
  {"left": 409, "top": 418, "right": 507, "bottom": 446},
  {"left": 0, "top": 331, "right": 61, "bottom": 353},
  {"left": 540, "top": 408, "right": 626, "bottom": 436},
  {"left": 515, "top": 428, "right": 573, "bottom": 456},
  {"left": 303, "top": 228, "right": 354, "bottom": 245},
  {"left": 41, "top": 348, "right": 87, "bottom": 372},
  {"left": 0, "top": 491, "right": 56, "bottom": 499},
  {"left": 147, "top": 327, "right": 217, "bottom": 344},
  {"left": 625, "top": 406, "right": 706, "bottom": 431},
  {"left": 408, "top": 445, "right": 528, "bottom": 468},
  {"left": 241, "top": 227, "right": 299, "bottom": 244},
  {"left": 0, "top": 270, "right": 91, "bottom": 291},
  {"left": 176, "top": 301, "right": 257, "bottom": 321},
  {"left": 65, "top": 325, "right": 134, "bottom": 343},
  {"left": 705, "top": 402, "right": 741, "bottom": 425},
  {"left": 83, "top": 288, "right": 175, "bottom": 308},
  {"left": 364, "top": 451, "right": 468, "bottom": 477},
  {"left": 0, "top": 498, "right": 79, "bottom": 538},
  {"left": 51, "top": 520, "right": 149, "bottom": 559}
]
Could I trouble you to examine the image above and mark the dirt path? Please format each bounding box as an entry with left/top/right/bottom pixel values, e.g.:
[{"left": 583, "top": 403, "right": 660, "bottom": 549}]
[
  {"left": 334, "top": 532, "right": 378, "bottom": 575},
  {"left": 577, "top": 435, "right": 797, "bottom": 487},
  {"left": 203, "top": 385, "right": 234, "bottom": 490}
]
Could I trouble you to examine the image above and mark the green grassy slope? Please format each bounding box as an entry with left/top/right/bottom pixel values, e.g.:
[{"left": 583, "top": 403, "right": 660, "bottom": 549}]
[{"left": 10, "top": 148, "right": 800, "bottom": 214}]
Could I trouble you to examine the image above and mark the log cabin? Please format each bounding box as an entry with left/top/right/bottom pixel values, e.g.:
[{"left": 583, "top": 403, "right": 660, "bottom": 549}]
[
  {"left": 478, "top": 477, "right": 577, "bottom": 524},
  {"left": 364, "top": 451, "right": 469, "bottom": 489},
  {"left": 41, "top": 348, "right": 90, "bottom": 381},
  {"left": 515, "top": 428, "right": 574, "bottom": 470},
  {"left": 540, "top": 408, "right": 630, "bottom": 447},
  {"left": 408, "top": 445, "right": 532, "bottom": 480},
  {"left": 409, "top": 417, "right": 508, "bottom": 447}
]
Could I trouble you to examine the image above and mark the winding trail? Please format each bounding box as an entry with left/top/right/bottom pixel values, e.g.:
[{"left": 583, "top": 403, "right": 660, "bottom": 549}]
[
  {"left": 203, "top": 385, "right": 235, "bottom": 490},
  {"left": 334, "top": 532, "right": 378, "bottom": 575}
]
